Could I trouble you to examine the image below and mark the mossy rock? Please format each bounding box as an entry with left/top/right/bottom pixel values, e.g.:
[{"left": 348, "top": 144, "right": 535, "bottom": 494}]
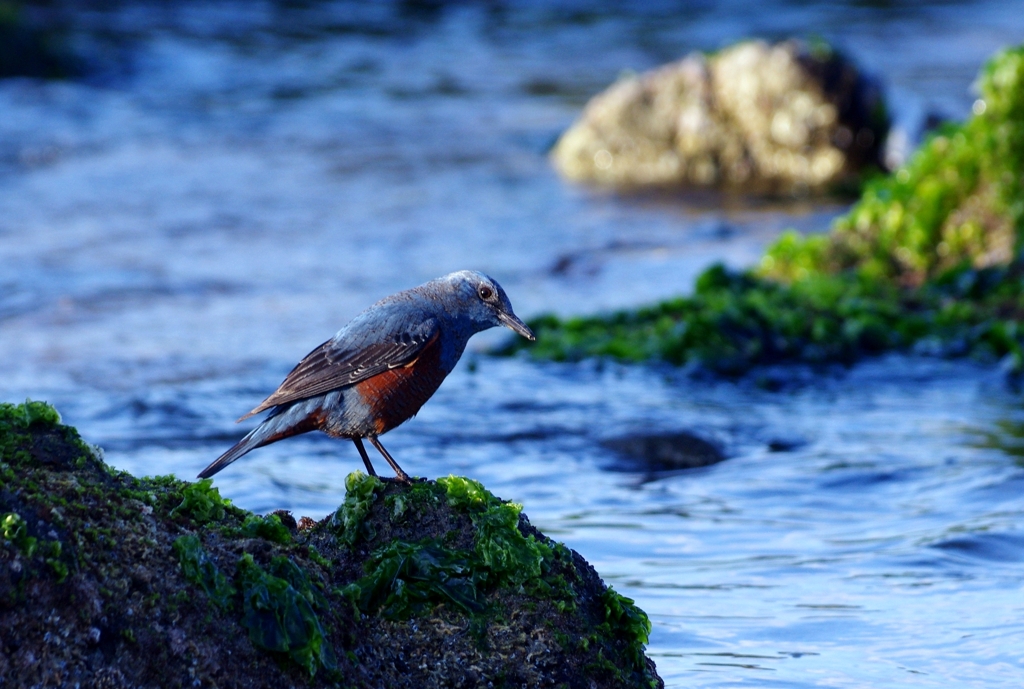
[
  {"left": 0, "top": 401, "right": 662, "bottom": 688},
  {"left": 761, "top": 45, "right": 1024, "bottom": 286},
  {"left": 505, "top": 45, "right": 1024, "bottom": 375}
]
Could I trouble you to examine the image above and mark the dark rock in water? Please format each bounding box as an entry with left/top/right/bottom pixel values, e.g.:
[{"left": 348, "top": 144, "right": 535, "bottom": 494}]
[
  {"left": 0, "top": 3, "right": 82, "bottom": 80},
  {"left": 603, "top": 431, "right": 726, "bottom": 471},
  {"left": 765, "top": 435, "right": 808, "bottom": 452},
  {"left": 0, "top": 401, "right": 662, "bottom": 689}
]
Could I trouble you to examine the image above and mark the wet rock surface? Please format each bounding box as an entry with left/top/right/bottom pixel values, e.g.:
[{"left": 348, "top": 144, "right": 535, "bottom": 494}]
[
  {"left": 0, "top": 402, "right": 662, "bottom": 689},
  {"left": 602, "top": 432, "right": 726, "bottom": 472},
  {"left": 552, "top": 39, "right": 887, "bottom": 195}
]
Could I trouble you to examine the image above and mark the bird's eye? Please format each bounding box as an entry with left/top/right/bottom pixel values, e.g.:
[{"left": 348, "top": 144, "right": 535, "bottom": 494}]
[{"left": 478, "top": 285, "right": 494, "bottom": 301}]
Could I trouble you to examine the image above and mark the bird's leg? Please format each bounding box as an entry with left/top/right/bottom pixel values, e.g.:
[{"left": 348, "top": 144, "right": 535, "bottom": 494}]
[
  {"left": 367, "top": 436, "right": 411, "bottom": 482},
  {"left": 352, "top": 437, "right": 378, "bottom": 477}
]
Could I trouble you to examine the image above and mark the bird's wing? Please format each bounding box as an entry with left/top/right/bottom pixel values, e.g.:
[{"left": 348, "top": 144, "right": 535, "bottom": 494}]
[{"left": 239, "top": 316, "right": 440, "bottom": 420}]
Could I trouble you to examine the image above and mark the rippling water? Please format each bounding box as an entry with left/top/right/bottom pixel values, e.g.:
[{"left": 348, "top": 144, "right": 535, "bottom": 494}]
[{"left": 3, "top": 2, "right": 1024, "bottom": 686}]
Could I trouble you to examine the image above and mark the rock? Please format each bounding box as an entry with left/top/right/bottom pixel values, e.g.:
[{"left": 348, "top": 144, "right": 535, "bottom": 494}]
[
  {"left": 602, "top": 431, "right": 726, "bottom": 472},
  {"left": 0, "top": 3, "right": 81, "bottom": 80},
  {"left": 0, "top": 401, "right": 663, "bottom": 688},
  {"left": 765, "top": 435, "right": 807, "bottom": 453},
  {"left": 552, "top": 39, "right": 887, "bottom": 194}
]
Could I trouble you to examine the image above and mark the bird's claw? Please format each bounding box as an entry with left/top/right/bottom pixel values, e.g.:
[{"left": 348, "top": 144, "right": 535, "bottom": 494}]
[{"left": 380, "top": 473, "right": 416, "bottom": 484}]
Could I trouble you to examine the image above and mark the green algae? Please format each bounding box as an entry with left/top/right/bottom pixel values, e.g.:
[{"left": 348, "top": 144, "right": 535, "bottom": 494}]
[
  {"left": 346, "top": 475, "right": 558, "bottom": 608},
  {"left": 1, "top": 512, "right": 37, "bottom": 557},
  {"left": 172, "top": 534, "right": 236, "bottom": 609},
  {"left": 41, "top": 539, "right": 68, "bottom": 582},
  {"left": 467, "top": 498, "right": 549, "bottom": 586},
  {"left": 241, "top": 513, "right": 293, "bottom": 544},
  {"left": 0, "top": 399, "right": 61, "bottom": 427},
  {"left": 501, "top": 264, "right": 921, "bottom": 372},
  {"left": 238, "top": 552, "right": 337, "bottom": 677},
  {"left": 762, "top": 45, "right": 1024, "bottom": 286},
  {"left": 332, "top": 471, "right": 383, "bottom": 546},
  {"left": 335, "top": 472, "right": 661, "bottom": 685},
  {"left": 438, "top": 476, "right": 552, "bottom": 586},
  {"left": 599, "top": 587, "right": 653, "bottom": 678},
  {"left": 0, "top": 400, "right": 65, "bottom": 468},
  {"left": 507, "top": 261, "right": 1024, "bottom": 374},
  {"left": 169, "top": 478, "right": 233, "bottom": 525},
  {"left": 342, "top": 474, "right": 549, "bottom": 620},
  {"left": 502, "top": 46, "right": 1024, "bottom": 374},
  {"left": 340, "top": 475, "right": 560, "bottom": 617},
  {"left": 306, "top": 544, "right": 331, "bottom": 569},
  {"left": 344, "top": 538, "right": 484, "bottom": 617},
  {"left": 438, "top": 474, "right": 500, "bottom": 511}
]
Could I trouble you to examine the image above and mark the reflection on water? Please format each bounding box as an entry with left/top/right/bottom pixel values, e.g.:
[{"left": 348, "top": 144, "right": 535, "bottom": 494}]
[
  {"left": 968, "top": 417, "right": 1024, "bottom": 464},
  {"left": 3, "top": 2, "right": 1024, "bottom": 687}
]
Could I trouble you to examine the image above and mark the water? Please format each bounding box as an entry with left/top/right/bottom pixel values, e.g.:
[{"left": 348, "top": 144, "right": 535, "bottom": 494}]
[{"left": 3, "top": 1, "right": 1024, "bottom": 686}]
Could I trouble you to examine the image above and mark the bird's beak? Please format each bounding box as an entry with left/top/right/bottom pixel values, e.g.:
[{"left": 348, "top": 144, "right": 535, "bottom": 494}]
[{"left": 498, "top": 311, "right": 535, "bottom": 341}]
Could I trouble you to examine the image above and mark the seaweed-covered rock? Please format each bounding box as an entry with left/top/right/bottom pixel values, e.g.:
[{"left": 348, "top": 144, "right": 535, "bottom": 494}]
[
  {"left": 505, "top": 46, "right": 1024, "bottom": 374},
  {"left": 552, "top": 39, "right": 887, "bottom": 194},
  {"left": 0, "top": 401, "right": 662, "bottom": 688},
  {"left": 762, "top": 45, "right": 1024, "bottom": 286}
]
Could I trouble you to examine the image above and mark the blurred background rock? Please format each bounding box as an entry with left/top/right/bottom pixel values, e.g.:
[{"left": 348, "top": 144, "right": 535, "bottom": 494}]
[{"left": 552, "top": 39, "right": 887, "bottom": 195}]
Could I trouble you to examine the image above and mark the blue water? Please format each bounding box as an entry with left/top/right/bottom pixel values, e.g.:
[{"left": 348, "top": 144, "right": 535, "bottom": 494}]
[{"left": 3, "top": 2, "right": 1024, "bottom": 686}]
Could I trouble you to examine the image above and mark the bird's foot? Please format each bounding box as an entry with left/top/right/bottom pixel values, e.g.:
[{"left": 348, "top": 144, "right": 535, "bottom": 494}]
[{"left": 379, "top": 473, "right": 416, "bottom": 484}]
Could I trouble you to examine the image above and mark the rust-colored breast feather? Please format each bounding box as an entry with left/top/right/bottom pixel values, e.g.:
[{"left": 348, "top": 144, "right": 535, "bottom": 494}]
[{"left": 354, "top": 333, "right": 448, "bottom": 434}]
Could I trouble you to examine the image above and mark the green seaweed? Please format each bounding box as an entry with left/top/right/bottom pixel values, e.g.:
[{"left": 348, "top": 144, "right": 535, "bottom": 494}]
[
  {"left": 502, "top": 46, "right": 1024, "bottom": 374},
  {"left": 173, "top": 534, "right": 237, "bottom": 609},
  {"left": 344, "top": 539, "right": 483, "bottom": 618},
  {"left": 507, "top": 261, "right": 1024, "bottom": 374},
  {"left": 1, "top": 512, "right": 37, "bottom": 557},
  {"left": 598, "top": 587, "right": 652, "bottom": 675},
  {"left": 0, "top": 399, "right": 62, "bottom": 428},
  {"left": 439, "top": 475, "right": 553, "bottom": 586},
  {"left": 438, "top": 474, "right": 501, "bottom": 511},
  {"left": 306, "top": 545, "right": 331, "bottom": 569},
  {"left": 41, "top": 539, "right": 68, "bottom": 583},
  {"left": 241, "top": 513, "right": 293, "bottom": 544},
  {"left": 266, "top": 555, "right": 329, "bottom": 611},
  {"left": 344, "top": 474, "right": 574, "bottom": 625},
  {"left": 331, "top": 471, "right": 383, "bottom": 546},
  {"left": 501, "top": 265, "right": 916, "bottom": 372},
  {"left": 1, "top": 400, "right": 64, "bottom": 469},
  {"left": 384, "top": 475, "right": 446, "bottom": 521},
  {"left": 237, "top": 552, "right": 337, "bottom": 676},
  {"left": 170, "top": 479, "right": 232, "bottom": 525},
  {"left": 762, "top": 45, "right": 1024, "bottom": 286}
]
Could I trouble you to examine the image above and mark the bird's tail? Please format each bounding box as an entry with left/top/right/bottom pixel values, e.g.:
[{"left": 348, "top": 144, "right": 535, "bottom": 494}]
[{"left": 197, "top": 406, "right": 319, "bottom": 479}]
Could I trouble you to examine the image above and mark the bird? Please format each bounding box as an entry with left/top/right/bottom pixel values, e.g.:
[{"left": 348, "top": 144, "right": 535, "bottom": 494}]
[{"left": 197, "top": 270, "right": 535, "bottom": 482}]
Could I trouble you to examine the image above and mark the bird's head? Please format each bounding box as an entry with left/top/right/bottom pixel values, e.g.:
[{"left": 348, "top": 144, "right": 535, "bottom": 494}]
[{"left": 439, "top": 270, "right": 535, "bottom": 341}]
